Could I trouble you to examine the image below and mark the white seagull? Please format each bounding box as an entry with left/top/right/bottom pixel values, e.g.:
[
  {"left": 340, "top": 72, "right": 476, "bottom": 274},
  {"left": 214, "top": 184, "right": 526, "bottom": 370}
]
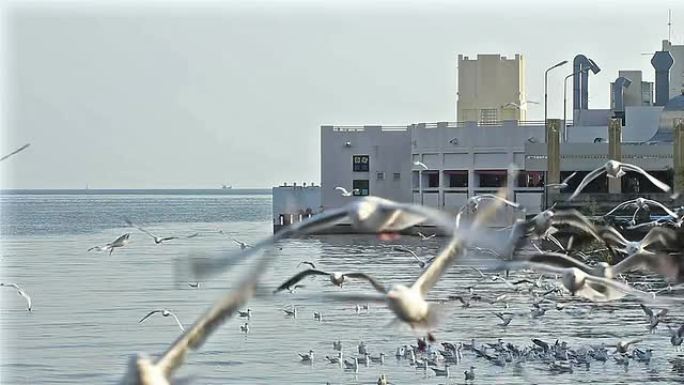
[
  {"left": 546, "top": 171, "right": 577, "bottom": 190},
  {"left": 569, "top": 160, "right": 671, "bottom": 200},
  {"left": 335, "top": 187, "right": 353, "bottom": 197},
  {"left": 233, "top": 239, "right": 252, "bottom": 249},
  {"left": 0, "top": 283, "right": 32, "bottom": 311},
  {"left": 393, "top": 246, "right": 431, "bottom": 269},
  {"left": 119, "top": 252, "right": 268, "bottom": 385},
  {"left": 88, "top": 233, "right": 131, "bottom": 255},
  {"left": 274, "top": 269, "right": 386, "bottom": 293},
  {"left": 417, "top": 232, "right": 436, "bottom": 241},
  {"left": 139, "top": 309, "right": 185, "bottom": 332},
  {"left": 124, "top": 218, "right": 186, "bottom": 244}
]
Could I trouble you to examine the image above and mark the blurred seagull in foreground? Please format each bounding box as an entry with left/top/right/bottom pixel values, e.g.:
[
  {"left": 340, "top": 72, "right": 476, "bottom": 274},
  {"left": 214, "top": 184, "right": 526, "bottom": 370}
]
[
  {"left": 139, "top": 309, "right": 185, "bottom": 332},
  {"left": 335, "top": 187, "right": 353, "bottom": 197},
  {"left": 0, "top": 282, "right": 32, "bottom": 311},
  {"left": 569, "top": 160, "right": 671, "bottom": 200},
  {"left": 120, "top": 252, "right": 269, "bottom": 385},
  {"left": 185, "top": 196, "right": 458, "bottom": 280},
  {"left": 88, "top": 233, "right": 131, "bottom": 255},
  {"left": 417, "top": 232, "right": 436, "bottom": 241}
]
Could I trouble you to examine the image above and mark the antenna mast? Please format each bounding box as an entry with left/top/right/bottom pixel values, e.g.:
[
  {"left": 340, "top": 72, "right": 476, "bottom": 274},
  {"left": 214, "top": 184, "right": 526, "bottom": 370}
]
[{"left": 668, "top": 9, "right": 672, "bottom": 42}]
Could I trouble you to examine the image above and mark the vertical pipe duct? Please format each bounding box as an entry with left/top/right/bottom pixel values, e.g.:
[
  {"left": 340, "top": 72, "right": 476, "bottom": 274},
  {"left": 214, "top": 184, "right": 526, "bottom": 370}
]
[
  {"left": 612, "top": 76, "right": 632, "bottom": 112},
  {"left": 608, "top": 118, "right": 622, "bottom": 194},
  {"left": 651, "top": 51, "right": 674, "bottom": 106},
  {"left": 573, "top": 55, "right": 601, "bottom": 114}
]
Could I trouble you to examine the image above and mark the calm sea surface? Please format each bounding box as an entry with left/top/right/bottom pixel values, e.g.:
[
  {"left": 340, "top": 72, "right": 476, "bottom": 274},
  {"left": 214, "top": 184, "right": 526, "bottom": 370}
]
[{"left": 1, "top": 193, "right": 683, "bottom": 384}]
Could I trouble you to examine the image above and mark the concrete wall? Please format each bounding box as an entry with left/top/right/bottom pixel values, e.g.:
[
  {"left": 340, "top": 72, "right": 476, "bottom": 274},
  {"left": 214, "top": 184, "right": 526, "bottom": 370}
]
[
  {"left": 566, "top": 106, "right": 662, "bottom": 143},
  {"left": 320, "top": 125, "right": 412, "bottom": 210},
  {"left": 525, "top": 142, "right": 673, "bottom": 171},
  {"left": 457, "top": 54, "right": 526, "bottom": 122},
  {"left": 272, "top": 185, "right": 321, "bottom": 225}
]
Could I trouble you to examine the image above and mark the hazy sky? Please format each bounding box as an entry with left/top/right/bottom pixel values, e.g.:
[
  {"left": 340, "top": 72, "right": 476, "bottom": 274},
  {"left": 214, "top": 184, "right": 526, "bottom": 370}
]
[{"left": 2, "top": 0, "right": 683, "bottom": 188}]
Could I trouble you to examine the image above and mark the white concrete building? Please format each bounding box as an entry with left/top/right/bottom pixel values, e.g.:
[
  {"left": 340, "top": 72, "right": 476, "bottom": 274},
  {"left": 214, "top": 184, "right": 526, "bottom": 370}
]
[
  {"left": 320, "top": 125, "right": 412, "bottom": 211},
  {"left": 272, "top": 183, "right": 321, "bottom": 232},
  {"left": 457, "top": 54, "right": 526, "bottom": 122}
]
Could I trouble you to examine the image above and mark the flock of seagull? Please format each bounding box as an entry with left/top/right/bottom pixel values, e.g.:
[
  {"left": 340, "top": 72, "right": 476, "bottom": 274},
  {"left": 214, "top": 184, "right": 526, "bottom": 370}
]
[{"left": 3, "top": 152, "right": 684, "bottom": 384}]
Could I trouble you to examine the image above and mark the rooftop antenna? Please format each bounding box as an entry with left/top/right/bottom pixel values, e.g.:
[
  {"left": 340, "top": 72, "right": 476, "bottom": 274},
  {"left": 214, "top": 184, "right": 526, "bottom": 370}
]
[{"left": 668, "top": 9, "right": 672, "bottom": 42}]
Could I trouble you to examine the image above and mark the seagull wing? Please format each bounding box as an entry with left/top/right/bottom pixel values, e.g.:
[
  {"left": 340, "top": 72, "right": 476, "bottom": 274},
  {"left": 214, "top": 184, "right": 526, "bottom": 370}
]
[
  {"left": 335, "top": 187, "right": 350, "bottom": 195},
  {"left": 604, "top": 199, "right": 636, "bottom": 217},
  {"left": 640, "top": 303, "right": 654, "bottom": 319},
  {"left": 612, "top": 251, "right": 684, "bottom": 282},
  {"left": 160, "top": 237, "right": 178, "bottom": 243},
  {"left": 0, "top": 143, "right": 30, "bottom": 162},
  {"left": 273, "top": 269, "right": 331, "bottom": 293},
  {"left": 16, "top": 289, "right": 31, "bottom": 311},
  {"left": 139, "top": 310, "right": 163, "bottom": 324},
  {"left": 184, "top": 233, "right": 201, "bottom": 239},
  {"left": 110, "top": 233, "right": 131, "bottom": 246},
  {"left": 155, "top": 253, "right": 269, "bottom": 378},
  {"left": 394, "top": 246, "right": 424, "bottom": 264},
  {"left": 583, "top": 275, "right": 653, "bottom": 302},
  {"left": 641, "top": 227, "right": 677, "bottom": 249},
  {"left": 412, "top": 234, "right": 464, "bottom": 296},
  {"left": 124, "top": 218, "right": 157, "bottom": 240},
  {"left": 561, "top": 171, "right": 578, "bottom": 185},
  {"left": 183, "top": 207, "right": 348, "bottom": 280},
  {"left": 342, "top": 273, "right": 388, "bottom": 294},
  {"left": 597, "top": 226, "right": 629, "bottom": 248},
  {"left": 568, "top": 167, "right": 605, "bottom": 201},
  {"left": 516, "top": 252, "right": 595, "bottom": 275},
  {"left": 642, "top": 199, "right": 678, "bottom": 219},
  {"left": 620, "top": 163, "right": 671, "bottom": 193},
  {"left": 168, "top": 312, "right": 185, "bottom": 332},
  {"left": 474, "top": 194, "right": 520, "bottom": 209}
]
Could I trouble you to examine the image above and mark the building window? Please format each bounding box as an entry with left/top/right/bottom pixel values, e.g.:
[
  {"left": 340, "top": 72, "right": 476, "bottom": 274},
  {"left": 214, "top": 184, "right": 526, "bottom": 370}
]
[
  {"left": 480, "top": 108, "right": 498, "bottom": 124},
  {"left": 517, "top": 171, "right": 544, "bottom": 187},
  {"left": 444, "top": 171, "right": 468, "bottom": 187},
  {"left": 427, "top": 172, "right": 439, "bottom": 188},
  {"left": 352, "top": 155, "right": 370, "bottom": 172},
  {"left": 376, "top": 172, "right": 385, "bottom": 181},
  {"left": 478, "top": 171, "right": 507, "bottom": 188},
  {"left": 393, "top": 172, "right": 401, "bottom": 181},
  {"left": 352, "top": 179, "right": 369, "bottom": 196}
]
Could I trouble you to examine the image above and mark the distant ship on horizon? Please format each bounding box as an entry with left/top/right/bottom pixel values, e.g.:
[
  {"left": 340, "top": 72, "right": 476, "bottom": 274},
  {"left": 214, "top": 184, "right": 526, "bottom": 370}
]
[{"left": 221, "top": 184, "right": 233, "bottom": 190}]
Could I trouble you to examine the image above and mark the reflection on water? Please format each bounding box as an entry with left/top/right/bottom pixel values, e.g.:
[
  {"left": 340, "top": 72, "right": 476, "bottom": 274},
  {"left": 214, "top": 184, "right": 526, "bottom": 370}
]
[{"left": 1, "top": 195, "right": 683, "bottom": 384}]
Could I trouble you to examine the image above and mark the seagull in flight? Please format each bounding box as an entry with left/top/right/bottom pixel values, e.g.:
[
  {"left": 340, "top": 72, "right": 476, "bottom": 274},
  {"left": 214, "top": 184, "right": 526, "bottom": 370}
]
[
  {"left": 0, "top": 143, "right": 30, "bottom": 162},
  {"left": 569, "top": 160, "right": 671, "bottom": 200},
  {"left": 120, "top": 252, "right": 269, "bottom": 385},
  {"left": 297, "top": 261, "right": 316, "bottom": 269},
  {"left": 124, "top": 218, "right": 187, "bottom": 245},
  {"left": 335, "top": 187, "right": 353, "bottom": 197},
  {"left": 233, "top": 239, "right": 252, "bottom": 249},
  {"left": 139, "top": 309, "right": 185, "bottom": 332},
  {"left": 546, "top": 172, "right": 577, "bottom": 190},
  {"left": 88, "top": 233, "right": 131, "bottom": 255},
  {"left": 273, "top": 269, "right": 387, "bottom": 293},
  {"left": 417, "top": 232, "right": 436, "bottom": 241},
  {"left": 0, "top": 283, "right": 32, "bottom": 311},
  {"left": 392, "top": 245, "right": 431, "bottom": 268}
]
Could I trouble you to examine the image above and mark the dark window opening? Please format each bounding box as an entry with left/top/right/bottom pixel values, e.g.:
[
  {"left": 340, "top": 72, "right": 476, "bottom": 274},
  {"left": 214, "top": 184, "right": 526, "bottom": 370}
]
[
  {"left": 621, "top": 170, "right": 672, "bottom": 193},
  {"left": 352, "top": 179, "right": 370, "bottom": 196},
  {"left": 517, "top": 171, "right": 544, "bottom": 187},
  {"left": 393, "top": 172, "right": 401, "bottom": 181},
  {"left": 478, "top": 171, "right": 507, "bottom": 188},
  {"left": 426, "top": 172, "right": 440, "bottom": 188},
  {"left": 444, "top": 171, "right": 468, "bottom": 187},
  {"left": 352, "top": 155, "right": 370, "bottom": 172}
]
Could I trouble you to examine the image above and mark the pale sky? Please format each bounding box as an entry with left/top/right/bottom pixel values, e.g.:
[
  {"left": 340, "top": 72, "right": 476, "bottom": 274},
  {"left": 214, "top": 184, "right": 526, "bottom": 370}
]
[{"left": 1, "top": 0, "right": 683, "bottom": 189}]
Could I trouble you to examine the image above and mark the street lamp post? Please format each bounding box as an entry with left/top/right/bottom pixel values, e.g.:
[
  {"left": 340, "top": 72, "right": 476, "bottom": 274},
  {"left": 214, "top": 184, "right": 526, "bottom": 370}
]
[
  {"left": 563, "top": 68, "right": 591, "bottom": 143},
  {"left": 413, "top": 160, "right": 428, "bottom": 205},
  {"left": 544, "top": 60, "right": 569, "bottom": 136}
]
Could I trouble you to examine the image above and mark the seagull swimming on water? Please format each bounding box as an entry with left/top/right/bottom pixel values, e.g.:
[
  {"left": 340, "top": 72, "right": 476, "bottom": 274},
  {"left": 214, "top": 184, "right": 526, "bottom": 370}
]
[
  {"left": 0, "top": 283, "right": 32, "bottom": 311},
  {"left": 88, "top": 233, "right": 131, "bottom": 255},
  {"left": 569, "top": 160, "right": 671, "bottom": 201},
  {"left": 139, "top": 309, "right": 185, "bottom": 332},
  {"left": 119, "top": 251, "right": 269, "bottom": 385}
]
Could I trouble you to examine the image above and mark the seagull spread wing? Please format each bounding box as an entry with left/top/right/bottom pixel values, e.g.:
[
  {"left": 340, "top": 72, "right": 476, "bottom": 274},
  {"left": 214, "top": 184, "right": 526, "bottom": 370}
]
[
  {"left": 139, "top": 310, "right": 163, "bottom": 324},
  {"left": 0, "top": 143, "right": 30, "bottom": 162},
  {"left": 620, "top": 163, "right": 671, "bottom": 193},
  {"left": 516, "top": 252, "right": 595, "bottom": 274},
  {"left": 568, "top": 167, "right": 606, "bottom": 201},
  {"left": 342, "top": 273, "right": 387, "bottom": 294},
  {"left": 273, "top": 269, "right": 331, "bottom": 293}
]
